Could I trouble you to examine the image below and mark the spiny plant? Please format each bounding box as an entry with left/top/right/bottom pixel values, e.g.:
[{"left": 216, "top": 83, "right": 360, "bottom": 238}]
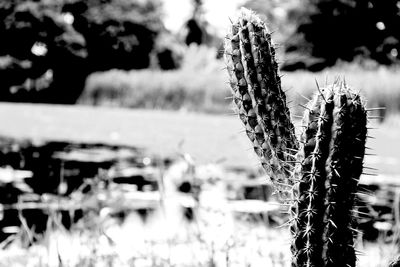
[
  {"left": 224, "top": 8, "right": 298, "bottom": 200},
  {"left": 224, "top": 8, "right": 371, "bottom": 267},
  {"left": 291, "top": 83, "right": 367, "bottom": 267}
]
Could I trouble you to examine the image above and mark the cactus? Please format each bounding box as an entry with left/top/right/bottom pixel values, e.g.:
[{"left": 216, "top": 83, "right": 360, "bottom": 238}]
[
  {"left": 224, "top": 8, "right": 368, "bottom": 267},
  {"left": 292, "top": 83, "right": 367, "bottom": 267},
  {"left": 224, "top": 8, "right": 298, "bottom": 198}
]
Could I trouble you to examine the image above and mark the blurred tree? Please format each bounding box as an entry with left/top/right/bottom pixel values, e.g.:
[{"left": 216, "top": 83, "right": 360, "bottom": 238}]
[
  {"left": 64, "top": 0, "right": 164, "bottom": 71},
  {"left": 286, "top": 0, "right": 400, "bottom": 68},
  {"left": 242, "top": 0, "right": 325, "bottom": 71},
  {"left": 185, "top": 18, "right": 203, "bottom": 46},
  {"left": 0, "top": 0, "right": 89, "bottom": 103},
  {"left": 184, "top": 0, "right": 204, "bottom": 46},
  {"left": 0, "top": 0, "right": 164, "bottom": 104}
]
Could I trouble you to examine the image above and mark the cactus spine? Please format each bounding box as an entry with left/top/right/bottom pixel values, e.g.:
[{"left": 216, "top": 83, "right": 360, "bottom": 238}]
[{"left": 224, "top": 8, "right": 368, "bottom": 267}]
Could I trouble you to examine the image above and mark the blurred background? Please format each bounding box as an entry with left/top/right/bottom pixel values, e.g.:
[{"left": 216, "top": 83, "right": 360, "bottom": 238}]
[{"left": 0, "top": 0, "right": 399, "bottom": 266}]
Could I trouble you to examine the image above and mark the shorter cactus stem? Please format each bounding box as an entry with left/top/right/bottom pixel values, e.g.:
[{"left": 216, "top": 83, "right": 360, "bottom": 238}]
[{"left": 292, "top": 82, "right": 367, "bottom": 267}]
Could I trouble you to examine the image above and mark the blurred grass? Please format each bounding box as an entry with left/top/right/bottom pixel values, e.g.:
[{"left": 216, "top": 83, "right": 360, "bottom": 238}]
[
  {"left": 79, "top": 45, "right": 231, "bottom": 114},
  {"left": 282, "top": 63, "right": 400, "bottom": 117},
  {"left": 79, "top": 45, "right": 400, "bottom": 119},
  {"left": 0, "top": 159, "right": 398, "bottom": 267}
]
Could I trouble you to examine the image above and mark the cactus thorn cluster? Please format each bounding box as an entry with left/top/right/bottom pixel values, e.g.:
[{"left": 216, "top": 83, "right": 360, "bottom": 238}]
[{"left": 224, "top": 8, "right": 369, "bottom": 267}]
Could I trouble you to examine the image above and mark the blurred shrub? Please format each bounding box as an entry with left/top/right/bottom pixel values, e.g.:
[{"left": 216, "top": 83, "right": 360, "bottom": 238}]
[
  {"left": 79, "top": 50, "right": 400, "bottom": 119},
  {"left": 152, "top": 31, "right": 185, "bottom": 70},
  {"left": 81, "top": 45, "right": 400, "bottom": 118},
  {"left": 79, "top": 45, "right": 231, "bottom": 113}
]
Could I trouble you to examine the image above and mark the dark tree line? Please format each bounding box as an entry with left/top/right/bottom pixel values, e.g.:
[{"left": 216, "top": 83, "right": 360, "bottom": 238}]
[
  {"left": 288, "top": 0, "right": 400, "bottom": 68},
  {"left": 244, "top": 0, "right": 400, "bottom": 71},
  {"left": 0, "top": 0, "right": 164, "bottom": 104}
]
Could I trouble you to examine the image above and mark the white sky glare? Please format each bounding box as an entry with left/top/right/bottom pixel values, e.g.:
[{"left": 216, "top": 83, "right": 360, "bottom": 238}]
[{"left": 162, "top": 0, "right": 246, "bottom": 35}]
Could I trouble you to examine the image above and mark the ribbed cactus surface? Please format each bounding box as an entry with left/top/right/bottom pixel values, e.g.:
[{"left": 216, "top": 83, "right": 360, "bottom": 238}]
[
  {"left": 224, "top": 8, "right": 368, "bottom": 267},
  {"left": 224, "top": 8, "right": 298, "bottom": 198},
  {"left": 292, "top": 83, "right": 367, "bottom": 267}
]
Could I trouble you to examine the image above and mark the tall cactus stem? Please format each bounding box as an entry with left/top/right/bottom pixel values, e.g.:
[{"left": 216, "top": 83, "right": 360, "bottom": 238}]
[{"left": 224, "top": 8, "right": 298, "bottom": 199}]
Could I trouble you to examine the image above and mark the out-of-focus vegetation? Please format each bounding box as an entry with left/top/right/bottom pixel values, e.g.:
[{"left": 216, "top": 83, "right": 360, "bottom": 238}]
[
  {"left": 80, "top": 45, "right": 230, "bottom": 113},
  {"left": 242, "top": 0, "right": 305, "bottom": 46},
  {"left": 0, "top": 0, "right": 169, "bottom": 104},
  {"left": 0, "top": 137, "right": 398, "bottom": 267},
  {"left": 243, "top": 0, "right": 400, "bottom": 70},
  {"left": 288, "top": 0, "right": 400, "bottom": 67},
  {"left": 1, "top": 0, "right": 400, "bottom": 112},
  {"left": 80, "top": 47, "right": 400, "bottom": 119},
  {"left": 78, "top": 0, "right": 400, "bottom": 119},
  {"left": 282, "top": 63, "right": 400, "bottom": 117}
]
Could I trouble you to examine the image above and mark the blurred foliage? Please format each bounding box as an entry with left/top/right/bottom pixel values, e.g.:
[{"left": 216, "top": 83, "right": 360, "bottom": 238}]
[
  {"left": 81, "top": 52, "right": 400, "bottom": 117},
  {"left": 80, "top": 45, "right": 229, "bottom": 113},
  {"left": 244, "top": 0, "right": 400, "bottom": 70},
  {"left": 63, "top": 0, "right": 164, "bottom": 70},
  {"left": 184, "top": 0, "right": 204, "bottom": 46},
  {"left": 243, "top": 0, "right": 305, "bottom": 45},
  {"left": 180, "top": 0, "right": 222, "bottom": 49},
  {"left": 0, "top": 0, "right": 165, "bottom": 104},
  {"left": 288, "top": 0, "right": 400, "bottom": 67}
]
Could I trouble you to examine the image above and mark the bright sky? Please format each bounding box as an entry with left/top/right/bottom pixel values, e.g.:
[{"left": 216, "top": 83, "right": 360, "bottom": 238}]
[{"left": 162, "top": 0, "right": 246, "bottom": 35}]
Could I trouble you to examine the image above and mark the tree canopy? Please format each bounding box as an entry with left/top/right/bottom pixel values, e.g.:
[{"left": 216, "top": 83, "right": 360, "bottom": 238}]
[
  {"left": 244, "top": 0, "right": 400, "bottom": 70},
  {"left": 291, "top": 0, "right": 400, "bottom": 66},
  {"left": 0, "top": 0, "right": 164, "bottom": 103}
]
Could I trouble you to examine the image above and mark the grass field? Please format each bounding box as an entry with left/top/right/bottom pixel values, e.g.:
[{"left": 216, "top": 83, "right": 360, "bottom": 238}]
[
  {"left": 0, "top": 103, "right": 399, "bottom": 266},
  {"left": 0, "top": 102, "right": 398, "bottom": 179}
]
